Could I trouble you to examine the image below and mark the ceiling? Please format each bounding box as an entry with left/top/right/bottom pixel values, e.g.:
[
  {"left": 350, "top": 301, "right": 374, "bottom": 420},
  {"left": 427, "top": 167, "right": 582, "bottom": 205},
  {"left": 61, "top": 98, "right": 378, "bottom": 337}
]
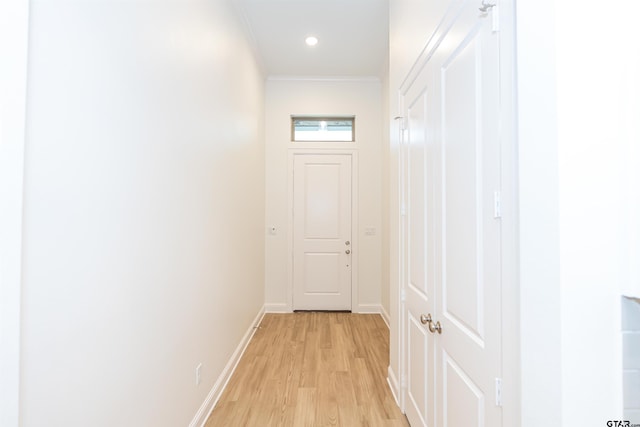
[{"left": 235, "top": 0, "right": 389, "bottom": 78}]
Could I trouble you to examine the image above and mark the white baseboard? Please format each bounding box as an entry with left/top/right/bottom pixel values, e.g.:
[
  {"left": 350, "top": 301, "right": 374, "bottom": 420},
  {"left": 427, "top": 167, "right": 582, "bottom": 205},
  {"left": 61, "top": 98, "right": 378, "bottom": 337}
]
[
  {"left": 387, "top": 365, "right": 401, "bottom": 408},
  {"left": 266, "top": 303, "right": 384, "bottom": 315},
  {"left": 189, "top": 306, "right": 265, "bottom": 427},
  {"left": 380, "top": 305, "right": 390, "bottom": 329},
  {"left": 264, "top": 302, "right": 290, "bottom": 313},
  {"left": 356, "top": 303, "right": 382, "bottom": 314}
]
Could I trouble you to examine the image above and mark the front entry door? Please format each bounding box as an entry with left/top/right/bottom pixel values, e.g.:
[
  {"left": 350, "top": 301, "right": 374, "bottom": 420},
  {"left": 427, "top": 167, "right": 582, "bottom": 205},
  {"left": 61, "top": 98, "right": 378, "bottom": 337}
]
[
  {"left": 292, "top": 154, "right": 352, "bottom": 310},
  {"left": 402, "top": 2, "right": 502, "bottom": 426}
]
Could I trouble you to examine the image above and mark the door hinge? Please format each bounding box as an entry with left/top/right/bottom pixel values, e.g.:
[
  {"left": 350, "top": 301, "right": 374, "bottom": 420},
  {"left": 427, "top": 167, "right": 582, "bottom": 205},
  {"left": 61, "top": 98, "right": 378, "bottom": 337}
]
[
  {"left": 479, "top": 1, "right": 499, "bottom": 32},
  {"left": 401, "top": 374, "right": 407, "bottom": 389},
  {"left": 394, "top": 116, "right": 406, "bottom": 130},
  {"left": 401, "top": 203, "right": 407, "bottom": 217},
  {"left": 400, "top": 288, "right": 406, "bottom": 302},
  {"left": 495, "top": 377, "right": 502, "bottom": 406},
  {"left": 493, "top": 191, "right": 501, "bottom": 219}
]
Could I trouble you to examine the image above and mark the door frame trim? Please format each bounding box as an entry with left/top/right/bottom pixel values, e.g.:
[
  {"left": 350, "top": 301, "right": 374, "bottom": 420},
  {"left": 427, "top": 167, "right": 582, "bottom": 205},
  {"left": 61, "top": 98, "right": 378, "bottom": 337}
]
[
  {"left": 497, "top": 1, "right": 519, "bottom": 425},
  {"left": 287, "top": 149, "right": 359, "bottom": 312},
  {"left": 0, "top": 1, "right": 29, "bottom": 425}
]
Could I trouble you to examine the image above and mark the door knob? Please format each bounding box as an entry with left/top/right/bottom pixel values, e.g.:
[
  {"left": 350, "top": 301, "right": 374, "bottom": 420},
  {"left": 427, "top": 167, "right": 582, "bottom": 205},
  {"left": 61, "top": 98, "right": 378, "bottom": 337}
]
[
  {"left": 345, "top": 241, "right": 350, "bottom": 246},
  {"left": 345, "top": 249, "right": 351, "bottom": 254},
  {"left": 428, "top": 319, "right": 443, "bottom": 334},
  {"left": 420, "top": 313, "right": 443, "bottom": 334}
]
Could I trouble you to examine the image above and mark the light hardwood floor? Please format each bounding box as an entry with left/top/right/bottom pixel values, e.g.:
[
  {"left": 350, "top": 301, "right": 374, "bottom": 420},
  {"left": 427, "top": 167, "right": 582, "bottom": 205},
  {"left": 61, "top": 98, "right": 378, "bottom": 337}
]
[{"left": 205, "top": 312, "right": 410, "bottom": 427}]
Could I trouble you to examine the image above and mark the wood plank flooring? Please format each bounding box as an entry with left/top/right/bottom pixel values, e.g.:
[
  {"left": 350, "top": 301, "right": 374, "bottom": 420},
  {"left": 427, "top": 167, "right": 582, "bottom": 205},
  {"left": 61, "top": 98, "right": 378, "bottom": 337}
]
[{"left": 205, "top": 312, "right": 409, "bottom": 427}]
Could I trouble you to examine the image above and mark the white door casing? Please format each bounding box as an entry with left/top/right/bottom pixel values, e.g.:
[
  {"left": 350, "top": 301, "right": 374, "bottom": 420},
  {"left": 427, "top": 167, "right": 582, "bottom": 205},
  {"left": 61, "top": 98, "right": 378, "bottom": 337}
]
[
  {"left": 292, "top": 153, "right": 353, "bottom": 310},
  {"left": 400, "top": 2, "right": 502, "bottom": 426}
]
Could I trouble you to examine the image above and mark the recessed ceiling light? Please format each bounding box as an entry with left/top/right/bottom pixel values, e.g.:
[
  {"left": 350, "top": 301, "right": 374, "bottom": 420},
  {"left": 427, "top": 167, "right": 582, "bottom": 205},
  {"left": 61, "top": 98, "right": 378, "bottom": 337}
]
[{"left": 305, "top": 36, "right": 318, "bottom": 47}]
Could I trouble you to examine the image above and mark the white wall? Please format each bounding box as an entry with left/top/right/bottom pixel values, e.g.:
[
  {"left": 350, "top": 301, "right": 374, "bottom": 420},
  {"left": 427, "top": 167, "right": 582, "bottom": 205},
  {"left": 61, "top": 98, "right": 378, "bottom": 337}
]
[
  {"left": 0, "top": 1, "right": 29, "bottom": 425},
  {"left": 264, "top": 78, "right": 383, "bottom": 313},
  {"left": 515, "top": 1, "right": 563, "bottom": 425},
  {"left": 518, "top": 1, "right": 640, "bottom": 426},
  {"left": 555, "top": 1, "right": 638, "bottom": 424},
  {"left": 20, "top": 1, "right": 265, "bottom": 426}
]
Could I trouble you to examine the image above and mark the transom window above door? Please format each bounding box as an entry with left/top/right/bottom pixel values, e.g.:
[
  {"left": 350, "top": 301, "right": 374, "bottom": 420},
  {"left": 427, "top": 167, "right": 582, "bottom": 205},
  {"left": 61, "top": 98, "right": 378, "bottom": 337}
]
[{"left": 291, "top": 116, "right": 355, "bottom": 142}]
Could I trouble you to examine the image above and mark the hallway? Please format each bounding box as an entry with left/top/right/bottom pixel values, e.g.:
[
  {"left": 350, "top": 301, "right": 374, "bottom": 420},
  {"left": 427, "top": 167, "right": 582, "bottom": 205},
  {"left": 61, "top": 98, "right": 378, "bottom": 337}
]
[
  {"left": 205, "top": 313, "right": 408, "bottom": 426},
  {"left": 3, "top": 0, "right": 639, "bottom": 426}
]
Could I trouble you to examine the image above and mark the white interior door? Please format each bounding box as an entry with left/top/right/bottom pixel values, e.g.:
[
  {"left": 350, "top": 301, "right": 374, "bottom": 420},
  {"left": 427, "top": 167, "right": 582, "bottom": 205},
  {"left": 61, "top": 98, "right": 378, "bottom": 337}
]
[
  {"left": 401, "top": 2, "right": 502, "bottom": 426},
  {"left": 292, "top": 154, "right": 352, "bottom": 310},
  {"left": 402, "top": 66, "right": 438, "bottom": 427},
  {"left": 436, "top": 4, "right": 501, "bottom": 427}
]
